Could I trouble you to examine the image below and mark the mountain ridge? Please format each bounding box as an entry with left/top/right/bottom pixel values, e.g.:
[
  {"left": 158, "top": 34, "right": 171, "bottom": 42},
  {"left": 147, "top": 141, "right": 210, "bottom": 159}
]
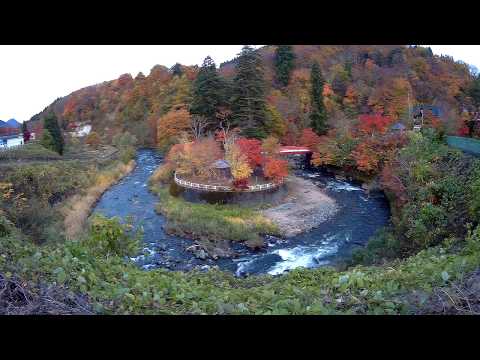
[
  {"left": 26, "top": 45, "right": 479, "bottom": 145},
  {"left": 0, "top": 119, "right": 21, "bottom": 128}
]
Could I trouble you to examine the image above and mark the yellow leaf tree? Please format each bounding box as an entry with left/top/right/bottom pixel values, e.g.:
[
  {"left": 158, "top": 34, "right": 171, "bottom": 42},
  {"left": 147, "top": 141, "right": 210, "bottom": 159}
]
[{"left": 226, "top": 143, "right": 252, "bottom": 180}]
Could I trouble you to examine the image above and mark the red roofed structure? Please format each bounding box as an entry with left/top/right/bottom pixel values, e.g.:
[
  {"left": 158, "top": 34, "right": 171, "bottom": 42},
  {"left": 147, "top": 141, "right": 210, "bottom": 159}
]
[{"left": 278, "top": 146, "right": 312, "bottom": 155}]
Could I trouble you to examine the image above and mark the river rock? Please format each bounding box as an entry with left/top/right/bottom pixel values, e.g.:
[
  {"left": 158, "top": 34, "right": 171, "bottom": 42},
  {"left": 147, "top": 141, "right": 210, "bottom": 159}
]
[
  {"left": 158, "top": 243, "right": 167, "bottom": 251},
  {"left": 186, "top": 244, "right": 209, "bottom": 260},
  {"left": 211, "top": 247, "right": 233, "bottom": 259}
]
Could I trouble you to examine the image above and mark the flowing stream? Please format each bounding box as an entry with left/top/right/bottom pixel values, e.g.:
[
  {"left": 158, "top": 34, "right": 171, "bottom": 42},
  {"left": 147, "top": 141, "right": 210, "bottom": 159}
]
[{"left": 93, "top": 149, "right": 390, "bottom": 276}]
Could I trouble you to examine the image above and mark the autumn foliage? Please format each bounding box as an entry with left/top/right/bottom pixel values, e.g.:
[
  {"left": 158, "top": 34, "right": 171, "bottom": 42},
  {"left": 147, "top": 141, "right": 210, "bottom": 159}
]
[
  {"left": 235, "top": 137, "right": 263, "bottom": 168},
  {"left": 157, "top": 106, "right": 191, "bottom": 151},
  {"left": 379, "top": 164, "right": 408, "bottom": 207},
  {"left": 357, "top": 114, "right": 394, "bottom": 136},
  {"left": 226, "top": 143, "right": 253, "bottom": 181},
  {"left": 299, "top": 128, "right": 321, "bottom": 150},
  {"left": 166, "top": 137, "right": 222, "bottom": 179},
  {"left": 264, "top": 158, "right": 289, "bottom": 183},
  {"left": 311, "top": 114, "right": 406, "bottom": 175}
]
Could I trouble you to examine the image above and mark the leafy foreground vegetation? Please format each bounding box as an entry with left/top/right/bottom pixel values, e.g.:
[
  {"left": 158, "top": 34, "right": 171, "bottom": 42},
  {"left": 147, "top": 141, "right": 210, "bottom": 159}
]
[
  {"left": 2, "top": 211, "right": 480, "bottom": 314},
  {"left": 151, "top": 183, "right": 279, "bottom": 251},
  {"left": 352, "top": 130, "right": 480, "bottom": 264}
]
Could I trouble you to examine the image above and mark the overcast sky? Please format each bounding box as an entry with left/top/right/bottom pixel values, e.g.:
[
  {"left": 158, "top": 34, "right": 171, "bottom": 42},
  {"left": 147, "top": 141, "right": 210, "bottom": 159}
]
[{"left": 1, "top": 45, "right": 479, "bottom": 122}]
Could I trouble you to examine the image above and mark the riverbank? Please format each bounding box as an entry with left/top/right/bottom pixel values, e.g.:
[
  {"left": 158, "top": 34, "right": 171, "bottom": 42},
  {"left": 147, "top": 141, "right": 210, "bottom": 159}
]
[
  {"left": 261, "top": 176, "right": 338, "bottom": 237},
  {"left": 151, "top": 184, "right": 280, "bottom": 258},
  {"left": 62, "top": 160, "right": 136, "bottom": 239}
]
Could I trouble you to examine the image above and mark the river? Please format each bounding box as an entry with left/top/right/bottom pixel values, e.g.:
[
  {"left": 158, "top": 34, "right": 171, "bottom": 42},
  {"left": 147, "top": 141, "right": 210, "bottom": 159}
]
[{"left": 93, "top": 149, "right": 390, "bottom": 276}]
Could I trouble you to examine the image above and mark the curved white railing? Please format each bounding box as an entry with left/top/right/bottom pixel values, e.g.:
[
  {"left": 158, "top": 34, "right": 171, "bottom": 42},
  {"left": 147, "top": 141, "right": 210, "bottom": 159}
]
[{"left": 174, "top": 172, "right": 282, "bottom": 193}]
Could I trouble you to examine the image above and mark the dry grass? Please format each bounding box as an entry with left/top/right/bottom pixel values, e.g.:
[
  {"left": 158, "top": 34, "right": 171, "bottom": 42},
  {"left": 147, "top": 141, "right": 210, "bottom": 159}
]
[
  {"left": 62, "top": 160, "right": 135, "bottom": 239},
  {"left": 149, "top": 162, "right": 174, "bottom": 185}
]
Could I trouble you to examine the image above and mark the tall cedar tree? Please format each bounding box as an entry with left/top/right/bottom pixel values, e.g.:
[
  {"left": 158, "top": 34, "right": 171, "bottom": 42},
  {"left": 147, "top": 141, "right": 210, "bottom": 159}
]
[
  {"left": 231, "top": 46, "right": 267, "bottom": 139},
  {"left": 190, "top": 56, "right": 225, "bottom": 128},
  {"left": 310, "top": 61, "right": 328, "bottom": 135},
  {"left": 170, "top": 63, "right": 183, "bottom": 77},
  {"left": 43, "top": 112, "right": 64, "bottom": 154},
  {"left": 274, "top": 45, "right": 296, "bottom": 87}
]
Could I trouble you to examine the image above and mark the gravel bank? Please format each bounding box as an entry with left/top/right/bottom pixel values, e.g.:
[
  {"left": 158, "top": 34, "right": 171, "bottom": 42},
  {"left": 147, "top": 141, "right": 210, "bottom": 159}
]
[{"left": 262, "top": 176, "right": 338, "bottom": 237}]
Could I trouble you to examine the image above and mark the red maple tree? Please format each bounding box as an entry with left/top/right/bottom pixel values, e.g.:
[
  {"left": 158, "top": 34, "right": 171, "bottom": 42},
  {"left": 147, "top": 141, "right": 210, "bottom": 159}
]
[
  {"left": 236, "top": 137, "right": 263, "bottom": 168},
  {"left": 357, "top": 114, "right": 393, "bottom": 136},
  {"left": 299, "top": 128, "right": 321, "bottom": 150}
]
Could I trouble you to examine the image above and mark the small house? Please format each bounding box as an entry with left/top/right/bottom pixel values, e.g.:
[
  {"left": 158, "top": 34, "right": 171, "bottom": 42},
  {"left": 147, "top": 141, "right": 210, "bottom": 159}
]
[
  {"left": 212, "top": 159, "right": 232, "bottom": 179},
  {"left": 391, "top": 122, "right": 407, "bottom": 132}
]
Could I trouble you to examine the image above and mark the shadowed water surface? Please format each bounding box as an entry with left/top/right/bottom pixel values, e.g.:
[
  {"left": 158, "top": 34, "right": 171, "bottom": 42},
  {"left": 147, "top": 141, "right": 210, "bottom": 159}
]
[{"left": 94, "top": 149, "right": 390, "bottom": 276}]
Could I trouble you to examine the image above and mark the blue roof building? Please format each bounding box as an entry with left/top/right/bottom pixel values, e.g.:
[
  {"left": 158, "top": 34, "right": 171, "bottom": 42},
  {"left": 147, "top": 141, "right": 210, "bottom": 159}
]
[{"left": 391, "top": 122, "right": 407, "bottom": 131}]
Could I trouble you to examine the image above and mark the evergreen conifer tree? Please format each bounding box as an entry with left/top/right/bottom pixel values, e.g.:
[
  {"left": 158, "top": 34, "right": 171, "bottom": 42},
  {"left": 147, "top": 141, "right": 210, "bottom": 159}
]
[
  {"left": 310, "top": 61, "right": 328, "bottom": 135},
  {"left": 43, "top": 112, "right": 64, "bottom": 154},
  {"left": 231, "top": 46, "right": 267, "bottom": 139},
  {"left": 190, "top": 56, "right": 225, "bottom": 127},
  {"left": 171, "top": 63, "right": 183, "bottom": 77},
  {"left": 40, "top": 129, "right": 56, "bottom": 152},
  {"left": 274, "top": 45, "right": 296, "bottom": 87}
]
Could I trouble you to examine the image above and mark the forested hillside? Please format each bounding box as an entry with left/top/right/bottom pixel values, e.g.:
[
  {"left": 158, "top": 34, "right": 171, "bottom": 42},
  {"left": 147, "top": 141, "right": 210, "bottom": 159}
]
[{"left": 28, "top": 45, "right": 480, "bottom": 149}]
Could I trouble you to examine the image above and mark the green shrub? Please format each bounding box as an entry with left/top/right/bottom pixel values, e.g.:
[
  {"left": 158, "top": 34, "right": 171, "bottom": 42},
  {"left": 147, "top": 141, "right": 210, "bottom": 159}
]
[
  {"left": 113, "top": 132, "right": 137, "bottom": 148},
  {"left": 120, "top": 146, "right": 136, "bottom": 164},
  {"left": 469, "top": 165, "right": 480, "bottom": 223},
  {"left": 351, "top": 228, "right": 401, "bottom": 265},
  {"left": 0, "top": 214, "right": 13, "bottom": 237},
  {"left": 384, "top": 131, "right": 480, "bottom": 256},
  {"left": 85, "top": 215, "right": 140, "bottom": 258},
  {"left": 40, "top": 129, "right": 57, "bottom": 153}
]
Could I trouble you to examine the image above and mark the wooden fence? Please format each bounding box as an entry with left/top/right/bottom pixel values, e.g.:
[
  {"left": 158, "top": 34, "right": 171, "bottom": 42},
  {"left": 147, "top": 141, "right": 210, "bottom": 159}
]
[{"left": 174, "top": 173, "right": 282, "bottom": 193}]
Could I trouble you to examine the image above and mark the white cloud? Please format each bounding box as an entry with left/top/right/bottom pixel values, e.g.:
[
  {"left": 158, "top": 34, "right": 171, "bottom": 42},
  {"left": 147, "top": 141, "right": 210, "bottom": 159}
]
[{"left": 426, "top": 45, "right": 480, "bottom": 71}]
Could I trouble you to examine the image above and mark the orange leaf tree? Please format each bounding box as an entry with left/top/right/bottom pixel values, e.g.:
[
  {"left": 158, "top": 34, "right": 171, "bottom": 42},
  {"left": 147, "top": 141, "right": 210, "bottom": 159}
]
[
  {"left": 166, "top": 138, "right": 222, "bottom": 179},
  {"left": 156, "top": 106, "right": 191, "bottom": 151},
  {"left": 263, "top": 158, "right": 289, "bottom": 183},
  {"left": 351, "top": 140, "right": 380, "bottom": 173}
]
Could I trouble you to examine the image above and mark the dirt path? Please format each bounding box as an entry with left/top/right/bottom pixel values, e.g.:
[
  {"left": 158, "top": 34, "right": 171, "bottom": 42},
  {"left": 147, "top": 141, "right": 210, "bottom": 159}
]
[{"left": 262, "top": 176, "right": 338, "bottom": 237}]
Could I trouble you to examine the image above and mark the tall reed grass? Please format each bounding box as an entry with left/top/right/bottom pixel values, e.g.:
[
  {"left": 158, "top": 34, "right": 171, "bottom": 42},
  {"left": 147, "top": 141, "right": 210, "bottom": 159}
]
[{"left": 62, "top": 160, "right": 135, "bottom": 239}]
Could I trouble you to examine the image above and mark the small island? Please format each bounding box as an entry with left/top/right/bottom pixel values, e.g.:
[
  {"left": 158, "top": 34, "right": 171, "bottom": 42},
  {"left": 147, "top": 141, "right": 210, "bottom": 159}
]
[{"left": 149, "top": 122, "right": 339, "bottom": 259}]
